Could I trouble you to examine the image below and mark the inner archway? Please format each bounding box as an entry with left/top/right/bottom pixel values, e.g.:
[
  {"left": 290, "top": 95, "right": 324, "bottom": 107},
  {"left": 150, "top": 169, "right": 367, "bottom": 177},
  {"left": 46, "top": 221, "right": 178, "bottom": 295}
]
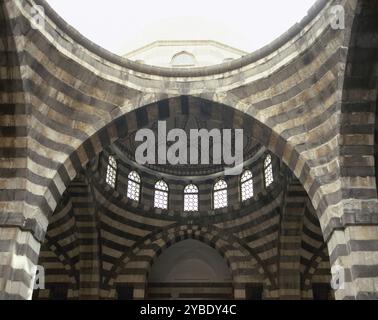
[
  {"left": 32, "top": 95, "right": 333, "bottom": 301},
  {"left": 146, "top": 239, "right": 233, "bottom": 300}
]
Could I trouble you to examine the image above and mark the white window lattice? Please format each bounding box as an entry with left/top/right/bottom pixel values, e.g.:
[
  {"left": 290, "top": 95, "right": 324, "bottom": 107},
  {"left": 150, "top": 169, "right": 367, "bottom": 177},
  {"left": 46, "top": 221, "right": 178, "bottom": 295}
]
[
  {"left": 154, "top": 180, "right": 169, "bottom": 210},
  {"left": 106, "top": 155, "right": 117, "bottom": 188},
  {"left": 184, "top": 184, "right": 199, "bottom": 212},
  {"left": 241, "top": 170, "right": 254, "bottom": 202},
  {"left": 213, "top": 179, "right": 228, "bottom": 210},
  {"left": 127, "top": 171, "right": 141, "bottom": 202},
  {"left": 264, "top": 155, "right": 274, "bottom": 187}
]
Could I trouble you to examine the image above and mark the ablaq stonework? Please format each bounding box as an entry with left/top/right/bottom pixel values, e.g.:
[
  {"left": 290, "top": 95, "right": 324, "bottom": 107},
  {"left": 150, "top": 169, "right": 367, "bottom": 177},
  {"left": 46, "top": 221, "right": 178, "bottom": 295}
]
[{"left": 0, "top": 0, "right": 378, "bottom": 301}]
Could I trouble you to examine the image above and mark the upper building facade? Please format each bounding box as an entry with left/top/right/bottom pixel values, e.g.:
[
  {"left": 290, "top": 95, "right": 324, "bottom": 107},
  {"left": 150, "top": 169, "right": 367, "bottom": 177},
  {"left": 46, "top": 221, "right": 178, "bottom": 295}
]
[{"left": 123, "top": 40, "right": 247, "bottom": 68}]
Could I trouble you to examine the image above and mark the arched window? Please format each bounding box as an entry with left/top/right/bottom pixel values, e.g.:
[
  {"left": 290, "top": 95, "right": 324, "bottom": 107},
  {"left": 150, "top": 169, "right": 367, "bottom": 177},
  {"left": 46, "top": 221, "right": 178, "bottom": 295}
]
[
  {"left": 264, "top": 154, "right": 274, "bottom": 187},
  {"left": 241, "top": 170, "right": 254, "bottom": 201},
  {"left": 213, "top": 179, "right": 228, "bottom": 210},
  {"left": 154, "top": 180, "right": 169, "bottom": 210},
  {"left": 171, "top": 51, "right": 196, "bottom": 67},
  {"left": 106, "top": 155, "right": 117, "bottom": 188},
  {"left": 184, "top": 184, "right": 199, "bottom": 212},
  {"left": 127, "top": 171, "right": 141, "bottom": 202}
]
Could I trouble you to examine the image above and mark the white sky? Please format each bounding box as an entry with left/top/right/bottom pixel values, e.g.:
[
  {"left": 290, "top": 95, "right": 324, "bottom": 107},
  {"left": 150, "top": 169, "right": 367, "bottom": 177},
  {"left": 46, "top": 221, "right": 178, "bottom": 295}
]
[{"left": 46, "top": 0, "right": 316, "bottom": 55}]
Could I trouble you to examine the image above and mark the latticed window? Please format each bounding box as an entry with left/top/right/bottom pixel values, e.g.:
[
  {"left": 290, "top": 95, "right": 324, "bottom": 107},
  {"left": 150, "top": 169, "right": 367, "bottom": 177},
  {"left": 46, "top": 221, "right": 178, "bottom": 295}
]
[
  {"left": 264, "top": 154, "right": 274, "bottom": 187},
  {"left": 241, "top": 170, "right": 254, "bottom": 201},
  {"left": 184, "top": 184, "right": 199, "bottom": 212},
  {"left": 213, "top": 179, "right": 228, "bottom": 210},
  {"left": 154, "top": 180, "right": 169, "bottom": 210},
  {"left": 106, "top": 155, "right": 117, "bottom": 188},
  {"left": 127, "top": 171, "right": 141, "bottom": 202}
]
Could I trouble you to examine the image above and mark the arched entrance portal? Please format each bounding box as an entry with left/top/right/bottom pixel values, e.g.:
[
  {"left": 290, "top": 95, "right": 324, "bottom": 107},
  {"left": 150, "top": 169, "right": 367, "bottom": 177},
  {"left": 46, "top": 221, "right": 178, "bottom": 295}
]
[
  {"left": 31, "top": 96, "right": 333, "bottom": 300},
  {"left": 1, "top": 0, "right": 378, "bottom": 300},
  {"left": 146, "top": 239, "right": 233, "bottom": 300}
]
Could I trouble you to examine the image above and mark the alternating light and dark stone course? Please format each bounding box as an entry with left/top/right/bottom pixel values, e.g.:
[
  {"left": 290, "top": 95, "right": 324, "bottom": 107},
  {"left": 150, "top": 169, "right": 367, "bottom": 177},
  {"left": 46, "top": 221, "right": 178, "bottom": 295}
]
[{"left": 0, "top": 0, "right": 378, "bottom": 300}]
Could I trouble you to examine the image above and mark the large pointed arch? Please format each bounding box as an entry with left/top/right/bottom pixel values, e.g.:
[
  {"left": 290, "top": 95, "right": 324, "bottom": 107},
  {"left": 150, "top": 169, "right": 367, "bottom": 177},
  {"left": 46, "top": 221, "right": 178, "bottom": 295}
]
[{"left": 1, "top": 0, "right": 376, "bottom": 301}]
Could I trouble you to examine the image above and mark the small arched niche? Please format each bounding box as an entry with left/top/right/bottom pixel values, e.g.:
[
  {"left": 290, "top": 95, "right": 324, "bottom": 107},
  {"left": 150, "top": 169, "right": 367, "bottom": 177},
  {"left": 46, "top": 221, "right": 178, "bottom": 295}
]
[
  {"left": 170, "top": 51, "right": 197, "bottom": 67},
  {"left": 147, "top": 239, "right": 233, "bottom": 299}
]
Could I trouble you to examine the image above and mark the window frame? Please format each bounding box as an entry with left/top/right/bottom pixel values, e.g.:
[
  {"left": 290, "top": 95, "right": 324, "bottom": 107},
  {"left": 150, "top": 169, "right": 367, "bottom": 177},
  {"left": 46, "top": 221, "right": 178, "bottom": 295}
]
[
  {"left": 183, "top": 183, "right": 199, "bottom": 212},
  {"left": 154, "top": 180, "right": 169, "bottom": 210},
  {"left": 213, "top": 179, "right": 228, "bottom": 210},
  {"left": 105, "top": 155, "right": 117, "bottom": 188},
  {"left": 127, "top": 170, "right": 141, "bottom": 203},
  {"left": 240, "top": 169, "right": 254, "bottom": 202},
  {"left": 264, "top": 154, "right": 274, "bottom": 188}
]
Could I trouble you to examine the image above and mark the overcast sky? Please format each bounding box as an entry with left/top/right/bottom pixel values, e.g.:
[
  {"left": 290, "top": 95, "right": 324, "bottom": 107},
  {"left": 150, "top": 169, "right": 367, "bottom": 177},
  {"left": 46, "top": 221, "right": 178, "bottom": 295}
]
[{"left": 46, "top": 0, "right": 316, "bottom": 55}]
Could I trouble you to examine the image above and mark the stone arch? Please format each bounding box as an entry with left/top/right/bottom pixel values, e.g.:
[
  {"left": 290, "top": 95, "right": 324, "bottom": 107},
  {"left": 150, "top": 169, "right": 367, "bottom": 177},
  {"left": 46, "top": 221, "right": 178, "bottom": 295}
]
[
  {"left": 3, "top": 0, "right": 351, "bottom": 252},
  {"left": 0, "top": 83, "right": 360, "bottom": 300},
  {"left": 34, "top": 95, "right": 344, "bottom": 300},
  {"left": 301, "top": 244, "right": 331, "bottom": 299},
  {"left": 34, "top": 237, "right": 79, "bottom": 300},
  {"left": 2, "top": 0, "right": 377, "bottom": 300},
  {"left": 105, "top": 224, "right": 273, "bottom": 299},
  {"left": 1, "top": 0, "right": 357, "bottom": 243},
  {"left": 45, "top": 95, "right": 328, "bottom": 227},
  {"left": 145, "top": 238, "right": 233, "bottom": 299},
  {"left": 43, "top": 235, "right": 79, "bottom": 287}
]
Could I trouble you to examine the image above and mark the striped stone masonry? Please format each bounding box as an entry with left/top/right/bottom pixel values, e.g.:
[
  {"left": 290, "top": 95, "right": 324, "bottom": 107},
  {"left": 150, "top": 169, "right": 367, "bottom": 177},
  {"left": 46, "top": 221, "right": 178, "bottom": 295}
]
[{"left": 0, "top": 0, "right": 377, "bottom": 300}]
